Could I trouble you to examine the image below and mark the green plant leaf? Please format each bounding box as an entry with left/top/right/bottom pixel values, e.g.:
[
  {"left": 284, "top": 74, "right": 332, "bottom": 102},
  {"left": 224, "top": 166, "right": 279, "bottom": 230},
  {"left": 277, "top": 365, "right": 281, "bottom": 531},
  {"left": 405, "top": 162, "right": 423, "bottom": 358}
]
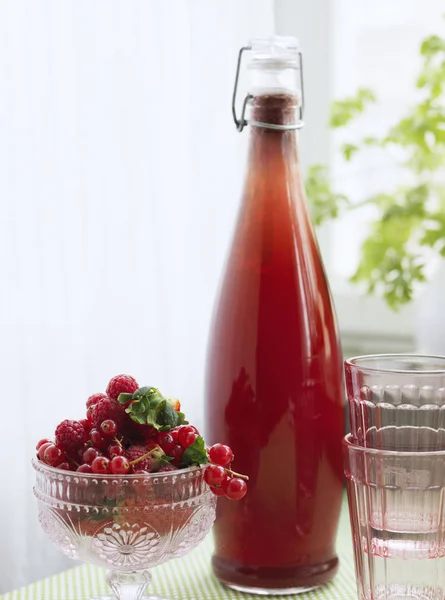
[
  {"left": 350, "top": 186, "right": 430, "bottom": 309},
  {"left": 122, "top": 386, "right": 188, "bottom": 431},
  {"left": 329, "top": 88, "right": 376, "bottom": 128},
  {"left": 341, "top": 143, "right": 359, "bottom": 161},
  {"left": 305, "top": 165, "right": 350, "bottom": 226},
  {"left": 117, "top": 393, "right": 134, "bottom": 405},
  {"left": 307, "top": 24, "right": 445, "bottom": 310},
  {"left": 180, "top": 436, "right": 208, "bottom": 467}
]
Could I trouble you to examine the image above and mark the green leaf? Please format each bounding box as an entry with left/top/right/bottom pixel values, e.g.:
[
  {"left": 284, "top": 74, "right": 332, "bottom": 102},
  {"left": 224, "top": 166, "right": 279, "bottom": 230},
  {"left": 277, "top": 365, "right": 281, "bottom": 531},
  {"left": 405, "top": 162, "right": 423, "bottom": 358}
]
[
  {"left": 156, "top": 400, "right": 178, "bottom": 427},
  {"left": 329, "top": 88, "right": 376, "bottom": 128},
  {"left": 305, "top": 165, "right": 350, "bottom": 226},
  {"left": 156, "top": 400, "right": 187, "bottom": 429},
  {"left": 341, "top": 143, "right": 358, "bottom": 161},
  {"left": 175, "top": 410, "right": 188, "bottom": 427},
  {"left": 158, "top": 454, "right": 174, "bottom": 467},
  {"left": 124, "top": 385, "right": 189, "bottom": 431},
  {"left": 420, "top": 35, "right": 445, "bottom": 58},
  {"left": 304, "top": 24, "right": 445, "bottom": 310},
  {"left": 180, "top": 436, "right": 208, "bottom": 468},
  {"left": 350, "top": 185, "right": 430, "bottom": 310},
  {"left": 117, "top": 393, "right": 134, "bottom": 405}
]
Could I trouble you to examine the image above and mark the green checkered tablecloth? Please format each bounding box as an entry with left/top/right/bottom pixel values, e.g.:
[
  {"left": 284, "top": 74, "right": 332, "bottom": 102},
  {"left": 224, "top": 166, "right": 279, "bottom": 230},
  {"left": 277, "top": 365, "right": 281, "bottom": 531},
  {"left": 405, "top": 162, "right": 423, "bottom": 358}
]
[{"left": 1, "top": 500, "right": 356, "bottom": 600}]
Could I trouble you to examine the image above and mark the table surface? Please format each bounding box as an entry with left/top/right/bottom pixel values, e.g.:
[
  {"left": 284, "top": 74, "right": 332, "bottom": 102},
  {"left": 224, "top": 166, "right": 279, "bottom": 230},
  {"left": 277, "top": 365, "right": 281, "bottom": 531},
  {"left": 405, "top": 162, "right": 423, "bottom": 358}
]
[{"left": 1, "top": 499, "right": 356, "bottom": 600}]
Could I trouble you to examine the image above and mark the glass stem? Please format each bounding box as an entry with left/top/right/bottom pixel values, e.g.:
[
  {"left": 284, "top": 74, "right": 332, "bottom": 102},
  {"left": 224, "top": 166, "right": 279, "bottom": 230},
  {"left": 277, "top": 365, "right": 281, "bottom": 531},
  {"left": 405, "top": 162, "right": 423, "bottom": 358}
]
[{"left": 107, "top": 570, "right": 151, "bottom": 600}]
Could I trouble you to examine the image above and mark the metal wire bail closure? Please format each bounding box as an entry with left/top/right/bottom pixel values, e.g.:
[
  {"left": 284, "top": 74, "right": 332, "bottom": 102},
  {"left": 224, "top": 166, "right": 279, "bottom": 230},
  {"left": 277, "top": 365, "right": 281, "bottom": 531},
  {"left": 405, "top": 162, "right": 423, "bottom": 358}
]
[{"left": 231, "top": 45, "right": 305, "bottom": 133}]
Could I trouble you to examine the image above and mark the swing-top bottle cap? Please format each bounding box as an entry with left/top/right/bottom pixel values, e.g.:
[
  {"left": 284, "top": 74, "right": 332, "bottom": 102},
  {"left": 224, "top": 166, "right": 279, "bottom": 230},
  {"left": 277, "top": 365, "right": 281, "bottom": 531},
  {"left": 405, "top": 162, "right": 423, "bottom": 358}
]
[
  {"left": 248, "top": 36, "right": 300, "bottom": 70},
  {"left": 232, "top": 37, "right": 304, "bottom": 132}
]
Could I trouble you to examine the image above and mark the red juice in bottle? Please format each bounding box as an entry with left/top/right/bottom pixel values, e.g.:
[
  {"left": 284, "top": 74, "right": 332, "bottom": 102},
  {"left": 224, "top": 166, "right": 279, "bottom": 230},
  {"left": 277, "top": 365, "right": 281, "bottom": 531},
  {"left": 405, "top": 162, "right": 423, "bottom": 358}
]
[{"left": 205, "top": 37, "right": 344, "bottom": 593}]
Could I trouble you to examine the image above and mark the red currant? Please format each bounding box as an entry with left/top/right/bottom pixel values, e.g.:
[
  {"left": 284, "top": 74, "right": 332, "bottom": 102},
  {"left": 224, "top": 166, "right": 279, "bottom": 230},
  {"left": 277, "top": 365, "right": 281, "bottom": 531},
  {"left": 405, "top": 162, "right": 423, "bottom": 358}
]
[
  {"left": 170, "top": 428, "right": 179, "bottom": 443},
  {"left": 91, "top": 456, "right": 111, "bottom": 474},
  {"left": 77, "top": 463, "right": 93, "bottom": 473},
  {"left": 170, "top": 444, "right": 184, "bottom": 467},
  {"left": 43, "top": 444, "right": 65, "bottom": 467},
  {"left": 178, "top": 425, "right": 199, "bottom": 448},
  {"left": 210, "top": 485, "right": 226, "bottom": 497},
  {"left": 37, "top": 442, "right": 53, "bottom": 460},
  {"left": 157, "top": 431, "right": 176, "bottom": 454},
  {"left": 110, "top": 456, "right": 130, "bottom": 474},
  {"left": 36, "top": 438, "right": 51, "bottom": 451},
  {"left": 184, "top": 432, "right": 199, "bottom": 448},
  {"left": 204, "top": 464, "right": 227, "bottom": 487},
  {"left": 57, "top": 462, "right": 71, "bottom": 470},
  {"left": 209, "top": 443, "right": 233, "bottom": 466},
  {"left": 107, "top": 444, "right": 124, "bottom": 459},
  {"left": 225, "top": 477, "right": 247, "bottom": 500},
  {"left": 83, "top": 447, "right": 101, "bottom": 464},
  {"left": 100, "top": 419, "right": 118, "bottom": 437},
  {"left": 89, "top": 429, "right": 108, "bottom": 449}
]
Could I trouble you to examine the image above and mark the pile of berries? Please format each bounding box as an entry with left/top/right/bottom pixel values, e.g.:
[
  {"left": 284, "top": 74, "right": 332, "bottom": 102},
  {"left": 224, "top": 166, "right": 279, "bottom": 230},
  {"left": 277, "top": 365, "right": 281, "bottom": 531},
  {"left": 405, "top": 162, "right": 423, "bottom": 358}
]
[{"left": 36, "top": 374, "right": 247, "bottom": 501}]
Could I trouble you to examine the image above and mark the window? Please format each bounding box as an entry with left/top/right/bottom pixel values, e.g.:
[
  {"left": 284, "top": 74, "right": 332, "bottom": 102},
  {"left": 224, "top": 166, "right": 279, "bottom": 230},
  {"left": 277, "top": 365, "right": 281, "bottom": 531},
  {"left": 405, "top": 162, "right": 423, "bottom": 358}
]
[{"left": 276, "top": 0, "right": 445, "bottom": 353}]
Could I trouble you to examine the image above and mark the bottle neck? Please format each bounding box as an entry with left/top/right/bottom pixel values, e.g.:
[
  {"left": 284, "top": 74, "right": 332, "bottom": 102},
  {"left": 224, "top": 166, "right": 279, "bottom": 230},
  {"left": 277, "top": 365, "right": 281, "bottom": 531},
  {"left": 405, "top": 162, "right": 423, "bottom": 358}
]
[
  {"left": 246, "top": 93, "right": 301, "bottom": 167},
  {"left": 249, "top": 93, "right": 300, "bottom": 128},
  {"left": 243, "top": 92, "right": 307, "bottom": 215}
]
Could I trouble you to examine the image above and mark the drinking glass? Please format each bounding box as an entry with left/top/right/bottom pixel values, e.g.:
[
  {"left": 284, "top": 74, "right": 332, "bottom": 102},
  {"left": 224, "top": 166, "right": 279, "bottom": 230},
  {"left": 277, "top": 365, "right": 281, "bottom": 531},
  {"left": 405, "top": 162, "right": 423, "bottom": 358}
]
[
  {"left": 345, "top": 354, "right": 445, "bottom": 450},
  {"left": 344, "top": 434, "right": 445, "bottom": 600}
]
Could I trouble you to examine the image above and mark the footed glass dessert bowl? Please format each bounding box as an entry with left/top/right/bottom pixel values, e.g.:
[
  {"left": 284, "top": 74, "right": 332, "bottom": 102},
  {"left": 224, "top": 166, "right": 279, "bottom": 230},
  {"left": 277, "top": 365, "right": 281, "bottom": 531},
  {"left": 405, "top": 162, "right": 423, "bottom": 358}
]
[{"left": 33, "top": 459, "right": 216, "bottom": 600}]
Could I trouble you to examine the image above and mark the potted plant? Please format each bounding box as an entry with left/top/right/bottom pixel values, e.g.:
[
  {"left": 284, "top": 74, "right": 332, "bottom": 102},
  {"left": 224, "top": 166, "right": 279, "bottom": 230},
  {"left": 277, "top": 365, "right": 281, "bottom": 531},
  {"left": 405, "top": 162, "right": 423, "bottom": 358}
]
[{"left": 306, "top": 28, "right": 445, "bottom": 353}]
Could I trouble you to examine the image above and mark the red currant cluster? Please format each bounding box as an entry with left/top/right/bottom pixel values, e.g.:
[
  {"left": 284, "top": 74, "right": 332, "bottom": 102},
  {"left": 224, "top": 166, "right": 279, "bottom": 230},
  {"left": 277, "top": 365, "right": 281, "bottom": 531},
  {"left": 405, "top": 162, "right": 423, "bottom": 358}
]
[
  {"left": 205, "top": 443, "right": 248, "bottom": 500},
  {"left": 35, "top": 374, "right": 248, "bottom": 501}
]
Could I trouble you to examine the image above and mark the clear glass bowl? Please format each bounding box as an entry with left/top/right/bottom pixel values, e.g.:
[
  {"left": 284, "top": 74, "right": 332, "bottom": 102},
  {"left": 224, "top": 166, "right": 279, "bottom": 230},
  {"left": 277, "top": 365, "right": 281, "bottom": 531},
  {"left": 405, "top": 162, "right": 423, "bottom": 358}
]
[
  {"left": 345, "top": 354, "right": 445, "bottom": 451},
  {"left": 33, "top": 459, "right": 216, "bottom": 600}
]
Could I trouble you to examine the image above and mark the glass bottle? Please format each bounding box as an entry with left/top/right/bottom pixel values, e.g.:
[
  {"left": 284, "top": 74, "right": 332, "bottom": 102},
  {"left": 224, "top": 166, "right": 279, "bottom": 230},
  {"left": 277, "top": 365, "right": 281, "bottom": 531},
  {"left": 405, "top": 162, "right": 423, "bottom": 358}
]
[{"left": 205, "top": 37, "right": 344, "bottom": 594}]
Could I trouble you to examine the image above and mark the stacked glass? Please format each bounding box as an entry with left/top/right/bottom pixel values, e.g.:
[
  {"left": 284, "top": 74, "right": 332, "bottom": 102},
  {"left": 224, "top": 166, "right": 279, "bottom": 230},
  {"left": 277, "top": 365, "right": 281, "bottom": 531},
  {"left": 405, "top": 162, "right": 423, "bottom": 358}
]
[{"left": 343, "top": 355, "right": 445, "bottom": 600}]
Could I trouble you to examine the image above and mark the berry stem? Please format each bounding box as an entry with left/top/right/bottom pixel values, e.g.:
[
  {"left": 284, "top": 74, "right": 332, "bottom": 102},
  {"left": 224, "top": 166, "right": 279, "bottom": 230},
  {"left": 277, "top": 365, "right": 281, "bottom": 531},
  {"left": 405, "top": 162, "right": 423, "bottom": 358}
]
[
  {"left": 224, "top": 467, "right": 249, "bottom": 481},
  {"left": 113, "top": 437, "right": 122, "bottom": 448},
  {"left": 129, "top": 448, "right": 158, "bottom": 466}
]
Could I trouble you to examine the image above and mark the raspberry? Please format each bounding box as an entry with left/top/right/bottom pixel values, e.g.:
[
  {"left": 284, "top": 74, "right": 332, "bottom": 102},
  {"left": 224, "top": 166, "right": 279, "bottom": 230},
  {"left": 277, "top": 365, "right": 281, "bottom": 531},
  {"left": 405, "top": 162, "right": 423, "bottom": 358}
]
[
  {"left": 125, "top": 445, "right": 153, "bottom": 472},
  {"left": 90, "top": 397, "right": 127, "bottom": 430},
  {"left": 86, "top": 392, "right": 107, "bottom": 410},
  {"left": 159, "top": 464, "right": 176, "bottom": 472},
  {"left": 79, "top": 418, "right": 91, "bottom": 433},
  {"left": 106, "top": 374, "right": 139, "bottom": 400},
  {"left": 55, "top": 420, "right": 87, "bottom": 454}
]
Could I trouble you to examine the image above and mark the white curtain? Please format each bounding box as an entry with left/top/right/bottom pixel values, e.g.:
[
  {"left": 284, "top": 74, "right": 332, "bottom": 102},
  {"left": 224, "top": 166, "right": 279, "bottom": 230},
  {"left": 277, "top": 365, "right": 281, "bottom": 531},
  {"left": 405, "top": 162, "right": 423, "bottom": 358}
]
[{"left": 0, "top": 0, "right": 275, "bottom": 591}]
